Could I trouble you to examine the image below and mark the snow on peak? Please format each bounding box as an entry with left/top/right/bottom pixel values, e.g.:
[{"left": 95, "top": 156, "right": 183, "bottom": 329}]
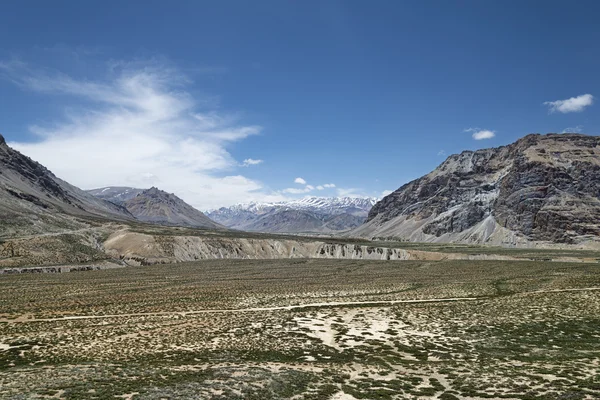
[{"left": 212, "top": 196, "right": 377, "bottom": 215}]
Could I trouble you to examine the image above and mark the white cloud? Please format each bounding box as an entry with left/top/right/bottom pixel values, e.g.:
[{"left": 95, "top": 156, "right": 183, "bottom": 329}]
[
  {"left": 283, "top": 186, "right": 313, "bottom": 194},
  {"left": 472, "top": 130, "right": 495, "bottom": 140},
  {"left": 437, "top": 150, "right": 446, "bottom": 156},
  {"left": 241, "top": 158, "right": 263, "bottom": 167},
  {"left": 294, "top": 177, "right": 307, "bottom": 185},
  {"left": 465, "top": 128, "right": 495, "bottom": 140},
  {"left": 282, "top": 183, "right": 330, "bottom": 194},
  {"left": 381, "top": 190, "right": 393, "bottom": 197},
  {"left": 282, "top": 184, "right": 365, "bottom": 198},
  {"left": 315, "top": 183, "right": 336, "bottom": 191},
  {"left": 336, "top": 187, "right": 364, "bottom": 197},
  {"left": 561, "top": 125, "right": 583, "bottom": 134},
  {"left": 0, "top": 59, "right": 287, "bottom": 210},
  {"left": 544, "top": 94, "right": 594, "bottom": 113}
]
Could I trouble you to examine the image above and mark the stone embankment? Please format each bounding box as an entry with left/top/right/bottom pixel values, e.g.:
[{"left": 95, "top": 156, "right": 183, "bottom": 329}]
[{"left": 103, "top": 231, "right": 515, "bottom": 266}]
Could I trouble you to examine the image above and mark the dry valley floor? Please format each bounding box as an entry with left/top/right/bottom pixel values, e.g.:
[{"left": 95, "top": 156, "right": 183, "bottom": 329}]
[{"left": 0, "top": 258, "right": 599, "bottom": 399}]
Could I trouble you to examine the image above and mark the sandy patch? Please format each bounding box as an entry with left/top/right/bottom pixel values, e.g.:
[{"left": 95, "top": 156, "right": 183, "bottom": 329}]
[{"left": 330, "top": 391, "right": 359, "bottom": 400}]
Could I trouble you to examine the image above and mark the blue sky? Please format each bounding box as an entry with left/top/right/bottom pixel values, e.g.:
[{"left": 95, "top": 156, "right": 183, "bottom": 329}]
[{"left": 1, "top": 1, "right": 598, "bottom": 210}]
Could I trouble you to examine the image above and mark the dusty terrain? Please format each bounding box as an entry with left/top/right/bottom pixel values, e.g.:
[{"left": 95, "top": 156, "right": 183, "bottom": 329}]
[
  {"left": 3, "top": 222, "right": 600, "bottom": 270},
  {"left": 0, "top": 257, "right": 598, "bottom": 399}
]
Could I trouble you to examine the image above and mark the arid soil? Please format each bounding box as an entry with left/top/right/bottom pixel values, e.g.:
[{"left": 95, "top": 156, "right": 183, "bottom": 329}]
[{"left": 1, "top": 258, "right": 598, "bottom": 399}]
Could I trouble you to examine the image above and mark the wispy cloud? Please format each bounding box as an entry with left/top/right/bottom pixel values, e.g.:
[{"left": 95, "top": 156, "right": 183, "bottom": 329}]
[
  {"left": 465, "top": 127, "right": 495, "bottom": 140},
  {"left": 283, "top": 179, "right": 363, "bottom": 198},
  {"left": 336, "top": 187, "right": 364, "bottom": 197},
  {"left": 437, "top": 150, "right": 446, "bottom": 156},
  {"left": 561, "top": 125, "right": 583, "bottom": 134},
  {"left": 544, "top": 94, "right": 594, "bottom": 113},
  {"left": 316, "top": 183, "right": 336, "bottom": 190},
  {"left": 241, "top": 158, "right": 263, "bottom": 167},
  {"left": 283, "top": 186, "right": 312, "bottom": 194},
  {"left": 0, "top": 58, "right": 286, "bottom": 210},
  {"left": 284, "top": 180, "right": 335, "bottom": 194}
]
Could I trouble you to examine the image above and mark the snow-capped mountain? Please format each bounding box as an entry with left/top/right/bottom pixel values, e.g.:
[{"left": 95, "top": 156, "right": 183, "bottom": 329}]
[
  {"left": 281, "top": 197, "right": 377, "bottom": 216},
  {"left": 86, "top": 188, "right": 377, "bottom": 234},
  {"left": 213, "top": 197, "right": 376, "bottom": 215},
  {"left": 207, "top": 196, "right": 377, "bottom": 234}
]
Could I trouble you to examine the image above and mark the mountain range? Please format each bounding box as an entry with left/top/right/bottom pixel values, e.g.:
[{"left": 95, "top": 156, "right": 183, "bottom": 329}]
[
  {"left": 2, "top": 132, "right": 600, "bottom": 248},
  {"left": 353, "top": 133, "right": 600, "bottom": 247},
  {"left": 207, "top": 197, "right": 377, "bottom": 234},
  {"left": 89, "top": 186, "right": 376, "bottom": 234},
  {"left": 88, "top": 187, "right": 223, "bottom": 229}
]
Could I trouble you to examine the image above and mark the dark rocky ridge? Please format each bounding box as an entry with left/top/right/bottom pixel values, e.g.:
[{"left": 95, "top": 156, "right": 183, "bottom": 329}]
[
  {"left": 87, "top": 186, "right": 144, "bottom": 205},
  {"left": 0, "top": 137, "right": 134, "bottom": 237},
  {"left": 355, "top": 134, "right": 600, "bottom": 246},
  {"left": 122, "top": 187, "right": 224, "bottom": 229}
]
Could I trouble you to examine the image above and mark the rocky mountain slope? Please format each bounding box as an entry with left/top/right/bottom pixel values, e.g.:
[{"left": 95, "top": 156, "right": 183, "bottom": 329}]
[
  {"left": 208, "top": 197, "right": 376, "bottom": 234},
  {"left": 236, "top": 208, "right": 366, "bottom": 234},
  {"left": 87, "top": 187, "right": 144, "bottom": 205},
  {"left": 352, "top": 133, "right": 600, "bottom": 247},
  {"left": 122, "top": 187, "right": 224, "bottom": 229},
  {"left": 0, "top": 134, "right": 133, "bottom": 237}
]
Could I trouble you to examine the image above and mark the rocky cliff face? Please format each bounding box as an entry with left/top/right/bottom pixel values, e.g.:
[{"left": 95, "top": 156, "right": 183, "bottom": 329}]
[
  {"left": 353, "top": 134, "right": 600, "bottom": 247},
  {"left": 122, "top": 187, "right": 224, "bottom": 229},
  {"left": 87, "top": 187, "right": 144, "bottom": 205},
  {"left": 102, "top": 230, "right": 516, "bottom": 266},
  {"left": 0, "top": 135, "right": 133, "bottom": 237}
]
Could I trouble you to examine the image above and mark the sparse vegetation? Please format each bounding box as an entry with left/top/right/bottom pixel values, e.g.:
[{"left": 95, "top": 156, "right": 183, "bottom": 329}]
[{"left": 0, "top": 257, "right": 598, "bottom": 399}]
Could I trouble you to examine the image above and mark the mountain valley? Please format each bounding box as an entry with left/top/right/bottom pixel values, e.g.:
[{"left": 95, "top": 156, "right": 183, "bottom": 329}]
[{"left": 1, "top": 133, "right": 600, "bottom": 400}]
